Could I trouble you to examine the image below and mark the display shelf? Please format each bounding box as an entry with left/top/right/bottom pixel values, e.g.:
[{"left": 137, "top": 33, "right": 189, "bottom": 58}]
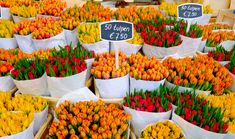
[{"left": 34, "top": 114, "right": 53, "bottom": 139}]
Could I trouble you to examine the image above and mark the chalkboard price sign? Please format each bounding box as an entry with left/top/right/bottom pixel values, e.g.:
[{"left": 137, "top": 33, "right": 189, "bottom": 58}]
[
  {"left": 0, "top": 7, "right": 1, "bottom": 18},
  {"left": 178, "top": 3, "right": 203, "bottom": 19},
  {"left": 100, "top": 21, "right": 133, "bottom": 41}
]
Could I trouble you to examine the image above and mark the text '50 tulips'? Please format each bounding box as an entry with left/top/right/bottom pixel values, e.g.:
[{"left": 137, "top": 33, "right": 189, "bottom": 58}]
[
  {"left": 129, "top": 53, "right": 168, "bottom": 81},
  {"left": 91, "top": 51, "right": 130, "bottom": 79},
  {"left": 48, "top": 100, "right": 131, "bottom": 139},
  {"left": 163, "top": 55, "right": 233, "bottom": 95}
]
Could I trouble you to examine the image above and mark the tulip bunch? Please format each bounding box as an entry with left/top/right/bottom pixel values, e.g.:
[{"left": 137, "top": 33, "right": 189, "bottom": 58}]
[
  {"left": 59, "top": 18, "right": 79, "bottom": 30},
  {"left": 129, "top": 53, "right": 169, "bottom": 81},
  {"left": 163, "top": 55, "right": 233, "bottom": 95},
  {"left": 0, "top": 112, "right": 34, "bottom": 137},
  {"left": 175, "top": 96, "right": 228, "bottom": 133},
  {"left": 0, "top": 62, "right": 13, "bottom": 77},
  {"left": 0, "top": 48, "right": 53, "bottom": 64},
  {"left": 207, "top": 45, "right": 234, "bottom": 61},
  {"left": 114, "top": 6, "right": 163, "bottom": 24},
  {"left": 140, "top": 120, "right": 185, "bottom": 139},
  {"left": 173, "top": 22, "right": 203, "bottom": 38},
  {"left": 11, "top": 57, "right": 47, "bottom": 80},
  {"left": 46, "top": 45, "right": 89, "bottom": 77},
  {"left": 38, "top": 0, "right": 66, "bottom": 17},
  {"left": 91, "top": 51, "right": 130, "bottom": 79},
  {"left": 32, "top": 21, "right": 62, "bottom": 39},
  {"left": 206, "top": 31, "right": 235, "bottom": 47},
  {"left": 0, "top": 93, "right": 12, "bottom": 112},
  {"left": 14, "top": 20, "right": 35, "bottom": 35},
  {"left": 77, "top": 23, "right": 100, "bottom": 44},
  {"left": 48, "top": 100, "right": 131, "bottom": 139},
  {"left": 123, "top": 89, "right": 172, "bottom": 112},
  {"left": 61, "top": 2, "right": 113, "bottom": 23},
  {"left": 7, "top": 95, "right": 48, "bottom": 113},
  {"left": 200, "top": 23, "right": 232, "bottom": 41},
  {"left": 10, "top": 5, "right": 38, "bottom": 18},
  {"left": 141, "top": 29, "right": 182, "bottom": 47},
  {"left": 0, "top": 19, "right": 15, "bottom": 38}
]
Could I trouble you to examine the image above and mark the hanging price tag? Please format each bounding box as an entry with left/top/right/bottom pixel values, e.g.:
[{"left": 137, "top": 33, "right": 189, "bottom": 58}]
[
  {"left": 178, "top": 3, "right": 203, "bottom": 32},
  {"left": 100, "top": 21, "right": 133, "bottom": 42},
  {"left": 100, "top": 21, "right": 133, "bottom": 70}
]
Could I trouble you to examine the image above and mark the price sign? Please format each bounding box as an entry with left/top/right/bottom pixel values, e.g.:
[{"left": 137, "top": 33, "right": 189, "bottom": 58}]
[
  {"left": 100, "top": 21, "right": 133, "bottom": 41},
  {"left": 178, "top": 3, "right": 203, "bottom": 19},
  {"left": 0, "top": 7, "right": 2, "bottom": 18}
]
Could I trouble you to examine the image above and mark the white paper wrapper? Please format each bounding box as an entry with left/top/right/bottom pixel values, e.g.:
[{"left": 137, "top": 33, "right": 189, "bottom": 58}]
[
  {"left": 0, "top": 119, "right": 34, "bottom": 139},
  {"left": 0, "top": 76, "right": 15, "bottom": 92},
  {"left": 204, "top": 40, "right": 235, "bottom": 53},
  {"left": 0, "top": 38, "right": 17, "bottom": 50},
  {"left": 191, "top": 14, "right": 212, "bottom": 25},
  {"left": 179, "top": 35, "right": 202, "bottom": 57},
  {"left": 48, "top": 70, "right": 87, "bottom": 98},
  {"left": 95, "top": 74, "right": 129, "bottom": 99},
  {"left": 14, "top": 34, "right": 35, "bottom": 54},
  {"left": 81, "top": 40, "right": 109, "bottom": 54},
  {"left": 85, "top": 58, "right": 94, "bottom": 80},
  {"left": 33, "top": 31, "right": 66, "bottom": 51},
  {"left": 13, "top": 72, "right": 49, "bottom": 96},
  {"left": 225, "top": 132, "right": 235, "bottom": 139},
  {"left": 229, "top": 72, "right": 235, "bottom": 91},
  {"left": 12, "top": 15, "right": 35, "bottom": 23},
  {"left": 33, "top": 106, "right": 48, "bottom": 134},
  {"left": 130, "top": 77, "right": 165, "bottom": 93},
  {"left": 123, "top": 106, "right": 172, "bottom": 137},
  {"left": 1, "top": 7, "right": 12, "bottom": 20},
  {"left": 143, "top": 43, "right": 182, "bottom": 58},
  {"left": 172, "top": 112, "right": 226, "bottom": 139},
  {"left": 111, "top": 41, "right": 142, "bottom": 56},
  {"left": 219, "top": 61, "right": 230, "bottom": 66},
  {"left": 64, "top": 28, "right": 78, "bottom": 47},
  {"left": 199, "top": 40, "right": 206, "bottom": 52},
  {"left": 36, "top": 14, "right": 60, "bottom": 20}
]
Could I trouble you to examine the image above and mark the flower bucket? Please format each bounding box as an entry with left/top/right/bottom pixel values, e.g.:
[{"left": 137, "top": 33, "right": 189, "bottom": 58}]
[
  {"left": 143, "top": 43, "right": 182, "bottom": 59},
  {"left": 94, "top": 74, "right": 129, "bottom": 99},
  {"left": 12, "top": 15, "right": 35, "bottom": 23},
  {"left": 33, "top": 106, "right": 48, "bottom": 134},
  {"left": 14, "top": 34, "right": 35, "bottom": 54},
  {"left": 0, "top": 38, "right": 17, "bottom": 50},
  {"left": 130, "top": 77, "right": 165, "bottom": 93},
  {"left": 191, "top": 14, "right": 212, "bottom": 25},
  {"left": 1, "top": 7, "right": 12, "bottom": 20},
  {"left": 64, "top": 28, "right": 78, "bottom": 47},
  {"left": 13, "top": 72, "right": 49, "bottom": 96},
  {"left": 0, "top": 76, "right": 15, "bottom": 92},
  {"left": 32, "top": 31, "right": 66, "bottom": 51},
  {"left": 47, "top": 70, "right": 87, "bottom": 98},
  {"left": 179, "top": 35, "right": 202, "bottom": 57},
  {"left": 85, "top": 58, "right": 94, "bottom": 80},
  {"left": 81, "top": 40, "right": 109, "bottom": 54}
]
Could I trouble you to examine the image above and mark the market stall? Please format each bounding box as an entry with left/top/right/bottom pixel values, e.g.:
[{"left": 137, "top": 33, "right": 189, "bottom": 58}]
[{"left": 0, "top": 0, "right": 234, "bottom": 139}]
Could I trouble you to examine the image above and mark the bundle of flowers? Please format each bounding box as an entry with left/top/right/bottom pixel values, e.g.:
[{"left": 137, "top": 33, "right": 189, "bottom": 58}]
[
  {"left": 162, "top": 55, "right": 233, "bottom": 95},
  {"left": 38, "top": 0, "right": 66, "bottom": 17},
  {"left": 200, "top": 23, "right": 232, "bottom": 41},
  {"left": 129, "top": 53, "right": 168, "bottom": 81},
  {"left": 140, "top": 120, "right": 186, "bottom": 139},
  {"left": 10, "top": 5, "right": 38, "bottom": 18},
  {"left": 208, "top": 45, "right": 234, "bottom": 62},
  {"left": 46, "top": 45, "right": 88, "bottom": 77},
  {"left": 173, "top": 22, "right": 203, "bottom": 38},
  {"left": 61, "top": 2, "right": 113, "bottom": 23},
  {"left": 114, "top": 6, "right": 163, "bottom": 23},
  {"left": 0, "top": 62, "right": 13, "bottom": 77},
  {"left": 48, "top": 100, "right": 131, "bottom": 138},
  {"left": 206, "top": 31, "right": 235, "bottom": 48},
  {"left": 0, "top": 19, "right": 15, "bottom": 38}
]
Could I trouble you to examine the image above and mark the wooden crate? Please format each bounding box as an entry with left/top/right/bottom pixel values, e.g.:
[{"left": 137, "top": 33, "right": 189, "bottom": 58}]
[
  {"left": 34, "top": 114, "right": 53, "bottom": 139},
  {"left": 217, "top": 9, "right": 235, "bottom": 29}
]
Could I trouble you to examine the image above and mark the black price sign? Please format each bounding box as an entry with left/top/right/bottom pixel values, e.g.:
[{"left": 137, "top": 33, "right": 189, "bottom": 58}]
[
  {"left": 100, "top": 21, "right": 133, "bottom": 41},
  {"left": 0, "top": 7, "right": 1, "bottom": 18},
  {"left": 178, "top": 3, "right": 203, "bottom": 19}
]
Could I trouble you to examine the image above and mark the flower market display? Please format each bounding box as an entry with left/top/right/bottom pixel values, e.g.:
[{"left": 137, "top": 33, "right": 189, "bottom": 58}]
[{"left": 0, "top": 0, "right": 235, "bottom": 138}]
